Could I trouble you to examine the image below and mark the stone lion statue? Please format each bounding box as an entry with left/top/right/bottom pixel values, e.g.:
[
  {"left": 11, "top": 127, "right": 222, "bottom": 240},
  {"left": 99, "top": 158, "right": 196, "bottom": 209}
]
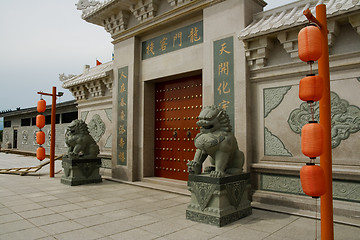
[
  {"left": 65, "top": 119, "right": 99, "bottom": 159},
  {"left": 187, "top": 106, "right": 244, "bottom": 177}
]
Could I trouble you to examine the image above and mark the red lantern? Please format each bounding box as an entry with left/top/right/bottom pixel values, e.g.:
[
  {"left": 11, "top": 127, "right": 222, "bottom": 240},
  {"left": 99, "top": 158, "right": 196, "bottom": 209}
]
[
  {"left": 37, "top": 99, "right": 46, "bottom": 113},
  {"left": 36, "top": 131, "right": 45, "bottom": 145},
  {"left": 299, "top": 74, "right": 323, "bottom": 102},
  {"left": 37, "top": 147, "right": 46, "bottom": 161},
  {"left": 300, "top": 163, "right": 326, "bottom": 198},
  {"left": 36, "top": 114, "right": 45, "bottom": 129},
  {"left": 298, "top": 25, "right": 322, "bottom": 63},
  {"left": 301, "top": 121, "right": 323, "bottom": 159}
]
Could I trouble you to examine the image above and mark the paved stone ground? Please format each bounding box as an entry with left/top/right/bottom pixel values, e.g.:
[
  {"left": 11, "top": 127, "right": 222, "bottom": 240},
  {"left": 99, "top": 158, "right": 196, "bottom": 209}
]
[{"left": 0, "top": 152, "right": 359, "bottom": 240}]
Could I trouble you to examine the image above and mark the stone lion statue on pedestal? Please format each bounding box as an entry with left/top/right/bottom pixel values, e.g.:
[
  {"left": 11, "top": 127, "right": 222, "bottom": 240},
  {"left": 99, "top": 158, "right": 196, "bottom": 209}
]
[
  {"left": 65, "top": 119, "right": 99, "bottom": 160},
  {"left": 187, "top": 106, "right": 244, "bottom": 178}
]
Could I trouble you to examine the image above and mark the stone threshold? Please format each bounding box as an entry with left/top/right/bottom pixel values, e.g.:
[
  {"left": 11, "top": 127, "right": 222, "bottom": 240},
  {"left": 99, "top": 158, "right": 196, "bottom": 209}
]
[{"left": 102, "top": 176, "right": 190, "bottom": 196}]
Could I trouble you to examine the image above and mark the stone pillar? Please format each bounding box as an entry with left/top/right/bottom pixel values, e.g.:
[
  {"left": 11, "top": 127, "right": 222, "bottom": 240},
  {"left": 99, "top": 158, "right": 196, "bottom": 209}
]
[{"left": 186, "top": 173, "right": 251, "bottom": 227}]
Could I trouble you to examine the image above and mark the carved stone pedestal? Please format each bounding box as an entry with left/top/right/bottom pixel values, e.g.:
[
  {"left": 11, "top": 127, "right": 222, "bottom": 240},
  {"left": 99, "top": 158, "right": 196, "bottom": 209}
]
[
  {"left": 186, "top": 173, "right": 251, "bottom": 227},
  {"left": 61, "top": 157, "right": 102, "bottom": 186}
]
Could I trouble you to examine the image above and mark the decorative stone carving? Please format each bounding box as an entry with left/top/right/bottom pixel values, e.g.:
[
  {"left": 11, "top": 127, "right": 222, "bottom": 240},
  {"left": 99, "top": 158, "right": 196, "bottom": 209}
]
[
  {"left": 64, "top": 119, "right": 100, "bottom": 159},
  {"left": 264, "top": 127, "right": 292, "bottom": 156},
  {"left": 81, "top": 111, "right": 89, "bottom": 121},
  {"left": 22, "top": 130, "right": 28, "bottom": 145},
  {"left": 104, "top": 11, "right": 130, "bottom": 35},
  {"left": 349, "top": 14, "right": 360, "bottom": 35},
  {"left": 327, "top": 20, "right": 341, "bottom": 47},
  {"left": 70, "top": 85, "right": 89, "bottom": 100},
  {"left": 104, "top": 108, "right": 112, "bottom": 122},
  {"left": 264, "top": 86, "right": 291, "bottom": 118},
  {"left": 47, "top": 130, "right": 51, "bottom": 146},
  {"left": 261, "top": 173, "right": 360, "bottom": 202},
  {"left": 244, "top": 36, "right": 273, "bottom": 69},
  {"left": 62, "top": 119, "right": 102, "bottom": 186},
  {"left": 76, "top": 0, "right": 100, "bottom": 15},
  {"left": 59, "top": 73, "right": 76, "bottom": 82},
  {"left": 288, "top": 91, "right": 360, "bottom": 148},
  {"left": 261, "top": 174, "right": 303, "bottom": 195},
  {"left": 187, "top": 174, "right": 252, "bottom": 227},
  {"left": 104, "top": 135, "right": 112, "bottom": 148},
  {"left": 186, "top": 106, "right": 251, "bottom": 226},
  {"left": 187, "top": 106, "right": 244, "bottom": 178},
  {"left": 277, "top": 29, "right": 301, "bottom": 61},
  {"left": 167, "top": 0, "right": 192, "bottom": 8},
  {"left": 188, "top": 181, "right": 216, "bottom": 211},
  {"left": 130, "top": 0, "right": 160, "bottom": 22},
  {"left": 102, "top": 78, "right": 113, "bottom": 94},
  {"left": 88, "top": 114, "right": 106, "bottom": 143},
  {"left": 85, "top": 80, "right": 105, "bottom": 97},
  {"left": 33, "top": 130, "right": 37, "bottom": 145}
]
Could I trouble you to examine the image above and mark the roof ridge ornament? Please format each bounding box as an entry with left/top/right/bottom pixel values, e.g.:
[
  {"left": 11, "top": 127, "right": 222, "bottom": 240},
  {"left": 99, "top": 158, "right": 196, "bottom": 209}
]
[{"left": 76, "top": 0, "right": 101, "bottom": 15}]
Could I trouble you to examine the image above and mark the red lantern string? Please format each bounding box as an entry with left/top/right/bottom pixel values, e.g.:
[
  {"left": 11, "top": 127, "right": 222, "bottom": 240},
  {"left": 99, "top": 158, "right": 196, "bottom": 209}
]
[
  {"left": 36, "top": 97, "right": 46, "bottom": 166},
  {"left": 298, "top": 21, "right": 325, "bottom": 240}
]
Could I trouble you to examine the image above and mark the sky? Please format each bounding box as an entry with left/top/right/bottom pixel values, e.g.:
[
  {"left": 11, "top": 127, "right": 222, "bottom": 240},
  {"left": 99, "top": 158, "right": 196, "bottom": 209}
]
[{"left": 0, "top": 0, "right": 297, "bottom": 129}]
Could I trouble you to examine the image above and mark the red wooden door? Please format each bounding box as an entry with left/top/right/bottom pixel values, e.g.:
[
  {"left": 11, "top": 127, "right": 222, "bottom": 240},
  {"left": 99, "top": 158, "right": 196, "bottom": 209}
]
[{"left": 154, "top": 76, "right": 202, "bottom": 181}]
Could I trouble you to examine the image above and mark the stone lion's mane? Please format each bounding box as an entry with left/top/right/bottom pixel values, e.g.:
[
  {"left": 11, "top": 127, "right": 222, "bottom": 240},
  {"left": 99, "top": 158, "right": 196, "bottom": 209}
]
[
  {"left": 203, "top": 106, "right": 232, "bottom": 132},
  {"left": 69, "top": 120, "right": 90, "bottom": 134}
]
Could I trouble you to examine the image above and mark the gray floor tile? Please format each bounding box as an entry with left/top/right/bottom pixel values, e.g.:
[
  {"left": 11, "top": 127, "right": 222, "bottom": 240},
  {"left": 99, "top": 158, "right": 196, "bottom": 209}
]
[
  {"left": 0, "top": 227, "right": 49, "bottom": 240},
  {"left": 54, "top": 228, "right": 104, "bottom": 240},
  {"left": 0, "top": 219, "right": 35, "bottom": 235},
  {"left": 141, "top": 220, "right": 188, "bottom": 236},
  {"left": 39, "top": 220, "right": 85, "bottom": 235},
  {"left": 110, "top": 228, "right": 160, "bottom": 240},
  {"left": 165, "top": 227, "right": 216, "bottom": 240},
  {"left": 89, "top": 219, "right": 136, "bottom": 236},
  {"left": 27, "top": 213, "right": 69, "bottom": 226},
  {"left": 0, "top": 212, "right": 22, "bottom": 224}
]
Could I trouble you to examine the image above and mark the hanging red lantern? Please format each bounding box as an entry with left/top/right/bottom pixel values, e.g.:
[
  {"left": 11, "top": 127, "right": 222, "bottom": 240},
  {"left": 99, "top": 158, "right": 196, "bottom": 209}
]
[
  {"left": 37, "top": 99, "right": 46, "bottom": 113},
  {"left": 300, "top": 162, "right": 326, "bottom": 198},
  {"left": 36, "top": 114, "right": 45, "bottom": 129},
  {"left": 301, "top": 121, "right": 323, "bottom": 159},
  {"left": 298, "top": 25, "right": 322, "bottom": 63},
  {"left": 299, "top": 74, "right": 323, "bottom": 102},
  {"left": 37, "top": 146, "right": 46, "bottom": 161},
  {"left": 36, "top": 130, "right": 45, "bottom": 145}
]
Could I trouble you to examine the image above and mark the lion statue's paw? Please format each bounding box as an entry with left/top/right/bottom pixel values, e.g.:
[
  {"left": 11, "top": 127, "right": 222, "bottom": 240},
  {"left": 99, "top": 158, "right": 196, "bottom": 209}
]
[
  {"left": 204, "top": 166, "right": 215, "bottom": 173},
  {"left": 187, "top": 161, "right": 202, "bottom": 174},
  {"left": 209, "top": 170, "right": 225, "bottom": 178}
]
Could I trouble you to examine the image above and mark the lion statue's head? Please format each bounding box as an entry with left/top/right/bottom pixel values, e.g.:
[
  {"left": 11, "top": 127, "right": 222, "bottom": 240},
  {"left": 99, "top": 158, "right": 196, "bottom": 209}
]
[
  {"left": 66, "top": 119, "right": 90, "bottom": 136},
  {"left": 196, "top": 106, "right": 232, "bottom": 133}
]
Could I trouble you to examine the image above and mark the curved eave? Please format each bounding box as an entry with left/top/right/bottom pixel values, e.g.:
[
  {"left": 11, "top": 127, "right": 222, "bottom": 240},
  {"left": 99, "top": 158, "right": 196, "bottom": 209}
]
[
  {"left": 82, "top": 0, "right": 136, "bottom": 27},
  {"left": 62, "top": 61, "right": 113, "bottom": 89},
  {"left": 239, "top": 0, "right": 360, "bottom": 40}
]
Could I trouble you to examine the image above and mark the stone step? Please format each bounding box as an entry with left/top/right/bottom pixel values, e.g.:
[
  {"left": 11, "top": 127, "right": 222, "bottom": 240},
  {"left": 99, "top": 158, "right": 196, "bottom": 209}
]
[{"left": 104, "top": 176, "right": 190, "bottom": 196}]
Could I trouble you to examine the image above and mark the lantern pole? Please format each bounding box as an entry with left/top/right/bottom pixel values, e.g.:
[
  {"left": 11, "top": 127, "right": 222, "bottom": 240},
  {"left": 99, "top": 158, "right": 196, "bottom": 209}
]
[
  {"left": 37, "top": 86, "right": 62, "bottom": 178},
  {"left": 304, "top": 5, "right": 334, "bottom": 239}
]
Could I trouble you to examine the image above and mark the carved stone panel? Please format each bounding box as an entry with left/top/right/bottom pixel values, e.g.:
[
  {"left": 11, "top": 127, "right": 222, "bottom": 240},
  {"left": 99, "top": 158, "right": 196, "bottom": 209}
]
[
  {"left": 88, "top": 114, "right": 106, "bottom": 143},
  {"left": 288, "top": 91, "right": 360, "bottom": 148}
]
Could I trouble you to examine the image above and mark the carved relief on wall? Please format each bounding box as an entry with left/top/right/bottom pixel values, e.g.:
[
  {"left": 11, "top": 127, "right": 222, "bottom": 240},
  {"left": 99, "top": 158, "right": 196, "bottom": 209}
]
[
  {"left": 288, "top": 91, "right": 360, "bottom": 148},
  {"left": 22, "top": 130, "right": 28, "bottom": 145},
  {"left": 261, "top": 174, "right": 360, "bottom": 202},
  {"left": 88, "top": 114, "right": 106, "bottom": 143},
  {"left": 264, "top": 86, "right": 292, "bottom": 118},
  {"left": 264, "top": 127, "right": 292, "bottom": 157},
  {"left": 33, "top": 130, "right": 37, "bottom": 145},
  {"left": 263, "top": 86, "right": 293, "bottom": 156}
]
